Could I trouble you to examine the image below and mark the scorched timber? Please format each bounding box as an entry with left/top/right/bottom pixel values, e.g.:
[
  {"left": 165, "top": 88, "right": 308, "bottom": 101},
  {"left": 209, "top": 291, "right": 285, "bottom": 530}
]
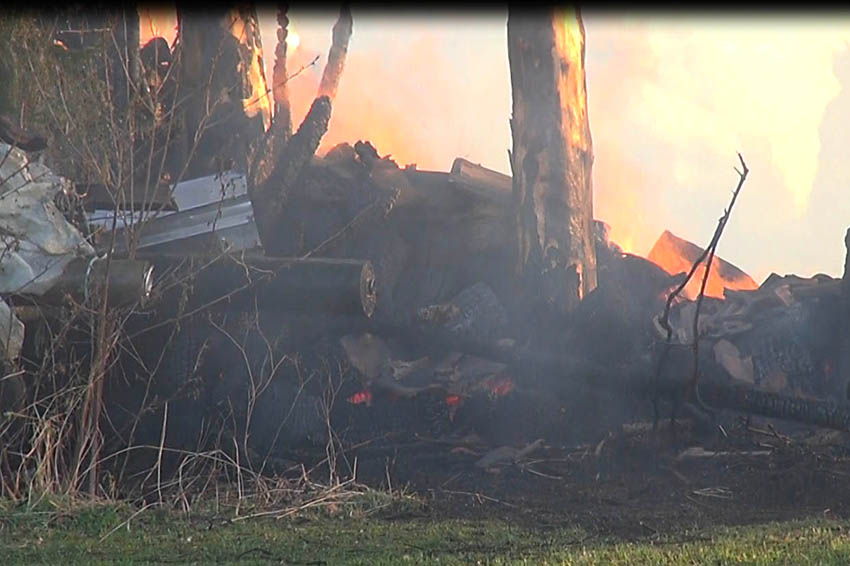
[
  {"left": 150, "top": 255, "right": 377, "bottom": 317},
  {"left": 22, "top": 258, "right": 153, "bottom": 307}
]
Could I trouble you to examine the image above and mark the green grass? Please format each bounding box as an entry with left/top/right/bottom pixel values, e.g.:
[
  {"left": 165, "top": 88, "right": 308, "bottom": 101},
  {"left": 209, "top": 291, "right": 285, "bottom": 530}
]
[{"left": 1, "top": 499, "right": 850, "bottom": 565}]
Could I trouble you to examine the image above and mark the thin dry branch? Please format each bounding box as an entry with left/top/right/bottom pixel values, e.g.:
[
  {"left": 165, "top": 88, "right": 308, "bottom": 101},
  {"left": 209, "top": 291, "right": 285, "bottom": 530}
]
[{"left": 654, "top": 153, "right": 750, "bottom": 419}]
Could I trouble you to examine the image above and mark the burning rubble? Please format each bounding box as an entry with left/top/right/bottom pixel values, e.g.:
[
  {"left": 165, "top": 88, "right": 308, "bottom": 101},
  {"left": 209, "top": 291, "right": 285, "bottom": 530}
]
[{"left": 2, "top": 6, "right": 850, "bottom": 503}]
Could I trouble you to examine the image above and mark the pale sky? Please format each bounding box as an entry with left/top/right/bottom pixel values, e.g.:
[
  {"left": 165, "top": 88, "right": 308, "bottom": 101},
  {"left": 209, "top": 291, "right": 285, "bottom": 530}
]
[{"left": 258, "top": 10, "right": 850, "bottom": 284}]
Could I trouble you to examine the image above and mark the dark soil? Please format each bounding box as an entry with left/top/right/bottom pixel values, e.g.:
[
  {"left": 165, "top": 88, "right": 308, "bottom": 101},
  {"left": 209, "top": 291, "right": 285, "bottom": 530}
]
[{"left": 347, "top": 416, "right": 850, "bottom": 541}]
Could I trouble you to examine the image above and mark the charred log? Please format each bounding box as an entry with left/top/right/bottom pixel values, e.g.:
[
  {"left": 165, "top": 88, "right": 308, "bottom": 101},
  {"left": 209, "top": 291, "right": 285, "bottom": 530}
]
[
  {"left": 151, "top": 255, "right": 376, "bottom": 317},
  {"left": 22, "top": 257, "right": 153, "bottom": 307},
  {"left": 699, "top": 381, "right": 850, "bottom": 432}
]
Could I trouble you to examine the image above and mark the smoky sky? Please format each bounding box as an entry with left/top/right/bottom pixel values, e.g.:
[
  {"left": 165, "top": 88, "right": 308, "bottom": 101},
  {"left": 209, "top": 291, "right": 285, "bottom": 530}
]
[{"left": 258, "top": 10, "right": 850, "bottom": 283}]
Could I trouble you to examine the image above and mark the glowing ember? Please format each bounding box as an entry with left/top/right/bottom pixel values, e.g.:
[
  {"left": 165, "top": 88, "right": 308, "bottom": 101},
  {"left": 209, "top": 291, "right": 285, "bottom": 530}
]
[
  {"left": 444, "top": 395, "right": 463, "bottom": 408},
  {"left": 347, "top": 389, "right": 372, "bottom": 406},
  {"left": 444, "top": 394, "right": 463, "bottom": 422},
  {"left": 482, "top": 375, "right": 515, "bottom": 398},
  {"left": 648, "top": 230, "right": 758, "bottom": 300}
]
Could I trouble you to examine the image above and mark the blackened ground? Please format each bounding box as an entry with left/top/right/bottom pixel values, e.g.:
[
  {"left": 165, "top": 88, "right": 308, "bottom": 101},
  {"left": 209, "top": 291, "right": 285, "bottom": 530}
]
[{"left": 346, "top": 417, "right": 850, "bottom": 540}]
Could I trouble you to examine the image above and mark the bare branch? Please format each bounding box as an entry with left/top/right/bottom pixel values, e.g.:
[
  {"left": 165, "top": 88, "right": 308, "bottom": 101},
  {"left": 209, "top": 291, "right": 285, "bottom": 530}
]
[{"left": 654, "top": 154, "right": 750, "bottom": 420}]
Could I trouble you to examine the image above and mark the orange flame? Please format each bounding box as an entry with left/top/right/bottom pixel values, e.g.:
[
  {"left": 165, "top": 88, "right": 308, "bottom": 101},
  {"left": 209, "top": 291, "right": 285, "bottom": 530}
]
[
  {"left": 138, "top": 7, "right": 177, "bottom": 48},
  {"left": 647, "top": 230, "right": 758, "bottom": 300}
]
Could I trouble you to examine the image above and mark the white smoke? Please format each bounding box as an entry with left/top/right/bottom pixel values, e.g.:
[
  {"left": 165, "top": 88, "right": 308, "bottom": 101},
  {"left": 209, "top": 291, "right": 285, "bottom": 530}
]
[{"left": 259, "top": 10, "right": 850, "bottom": 282}]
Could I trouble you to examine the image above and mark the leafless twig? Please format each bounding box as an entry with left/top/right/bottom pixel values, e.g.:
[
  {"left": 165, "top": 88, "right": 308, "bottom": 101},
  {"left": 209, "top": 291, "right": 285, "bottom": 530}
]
[{"left": 653, "top": 153, "right": 749, "bottom": 420}]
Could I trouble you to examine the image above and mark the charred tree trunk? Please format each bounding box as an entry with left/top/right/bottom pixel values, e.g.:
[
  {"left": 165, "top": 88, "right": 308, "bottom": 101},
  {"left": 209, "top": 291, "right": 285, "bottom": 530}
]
[
  {"left": 250, "top": 97, "right": 332, "bottom": 255},
  {"left": 174, "top": 4, "right": 270, "bottom": 179},
  {"left": 248, "top": 6, "right": 352, "bottom": 255},
  {"left": 841, "top": 227, "right": 850, "bottom": 400},
  {"left": 507, "top": 8, "right": 597, "bottom": 318},
  {"left": 107, "top": 8, "right": 140, "bottom": 119},
  {"left": 318, "top": 5, "right": 353, "bottom": 100},
  {"left": 250, "top": 3, "right": 293, "bottom": 190},
  {"left": 272, "top": 3, "right": 292, "bottom": 142}
]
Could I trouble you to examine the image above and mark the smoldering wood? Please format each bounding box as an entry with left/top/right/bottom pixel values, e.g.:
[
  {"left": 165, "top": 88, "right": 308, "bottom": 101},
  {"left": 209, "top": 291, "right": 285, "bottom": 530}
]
[
  {"left": 699, "top": 381, "right": 850, "bottom": 432},
  {"left": 449, "top": 158, "right": 512, "bottom": 198},
  {"left": 256, "top": 146, "right": 636, "bottom": 327},
  {"left": 150, "top": 255, "right": 377, "bottom": 317},
  {"left": 507, "top": 7, "right": 597, "bottom": 315},
  {"left": 248, "top": 4, "right": 294, "bottom": 192},
  {"left": 317, "top": 5, "right": 353, "bottom": 101},
  {"left": 272, "top": 3, "right": 292, "bottom": 141},
  {"left": 242, "top": 141, "right": 850, "bottom": 434},
  {"left": 248, "top": 3, "right": 293, "bottom": 191},
  {"left": 417, "top": 282, "right": 509, "bottom": 343},
  {"left": 26, "top": 257, "right": 154, "bottom": 307},
  {"left": 249, "top": 96, "right": 332, "bottom": 255},
  {"left": 173, "top": 5, "right": 269, "bottom": 179}
]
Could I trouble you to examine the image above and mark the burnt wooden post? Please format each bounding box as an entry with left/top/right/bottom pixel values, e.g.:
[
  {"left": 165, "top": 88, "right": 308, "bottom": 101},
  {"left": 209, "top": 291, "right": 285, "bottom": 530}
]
[{"left": 507, "top": 7, "right": 597, "bottom": 316}]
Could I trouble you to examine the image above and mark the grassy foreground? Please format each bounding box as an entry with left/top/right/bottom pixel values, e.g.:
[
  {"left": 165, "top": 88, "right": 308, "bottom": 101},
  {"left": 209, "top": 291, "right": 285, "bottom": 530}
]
[{"left": 1, "top": 499, "right": 850, "bottom": 565}]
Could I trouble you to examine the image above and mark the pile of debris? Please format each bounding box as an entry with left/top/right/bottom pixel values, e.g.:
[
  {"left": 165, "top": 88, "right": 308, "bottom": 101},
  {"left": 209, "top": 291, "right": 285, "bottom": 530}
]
[
  {"left": 3, "top": 6, "right": 850, "bottom": 476},
  {"left": 5, "top": 123, "right": 850, "bottom": 464}
]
